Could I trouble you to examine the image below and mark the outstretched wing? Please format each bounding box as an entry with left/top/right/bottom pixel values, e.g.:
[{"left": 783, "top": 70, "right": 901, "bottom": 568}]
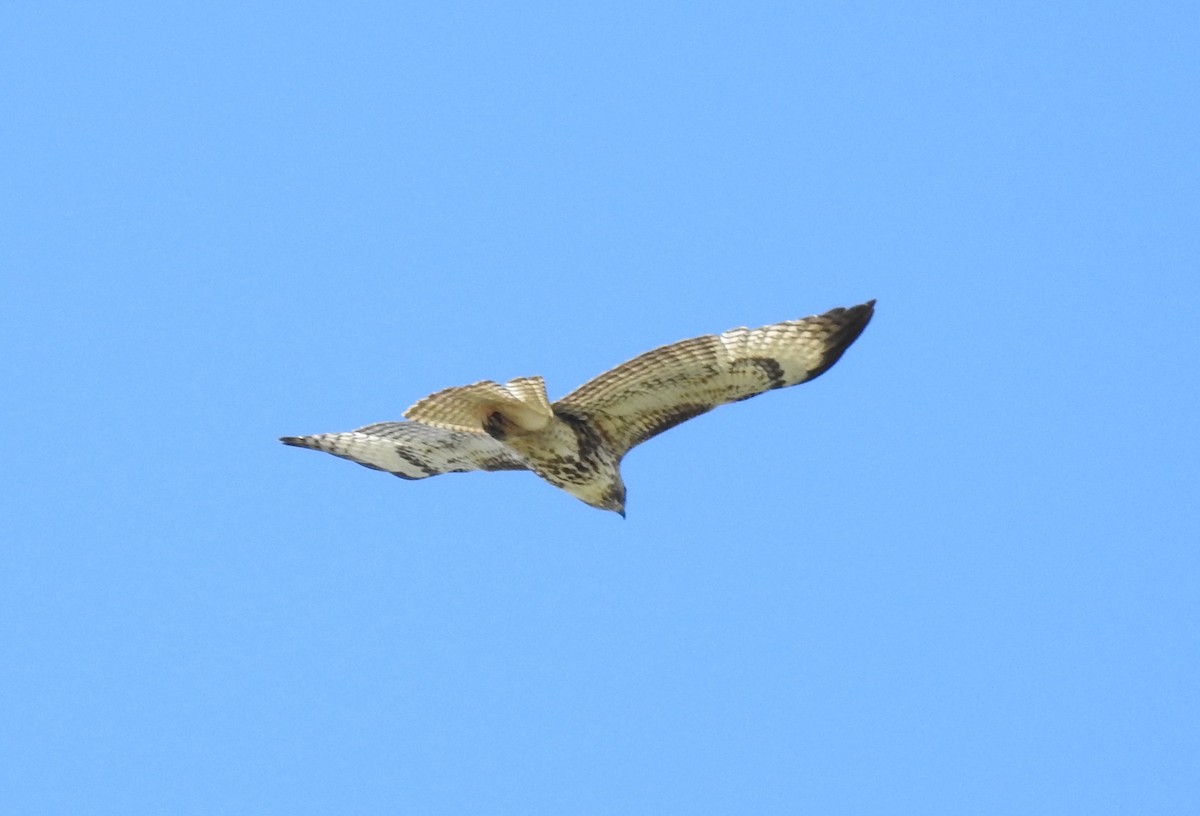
[
  {"left": 554, "top": 300, "right": 875, "bottom": 456},
  {"left": 280, "top": 421, "right": 527, "bottom": 479}
]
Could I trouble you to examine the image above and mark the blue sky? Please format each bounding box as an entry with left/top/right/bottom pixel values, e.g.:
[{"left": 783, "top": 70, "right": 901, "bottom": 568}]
[{"left": 3, "top": 2, "right": 1198, "bottom": 813}]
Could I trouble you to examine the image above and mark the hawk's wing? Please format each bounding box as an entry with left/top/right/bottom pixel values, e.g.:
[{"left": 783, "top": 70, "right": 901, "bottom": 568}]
[
  {"left": 280, "top": 421, "right": 527, "bottom": 479},
  {"left": 554, "top": 300, "right": 874, "bottom": 457}
]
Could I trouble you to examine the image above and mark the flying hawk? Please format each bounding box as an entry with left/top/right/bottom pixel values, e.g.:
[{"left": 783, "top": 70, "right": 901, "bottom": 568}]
[{"left": 282, "top": 300, "right": 874, "bottom": 516}]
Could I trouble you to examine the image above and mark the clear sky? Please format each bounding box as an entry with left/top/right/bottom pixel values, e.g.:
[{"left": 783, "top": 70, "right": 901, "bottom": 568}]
[{"left": 3, "top": 2, "right": 1198, "bottom": 814}]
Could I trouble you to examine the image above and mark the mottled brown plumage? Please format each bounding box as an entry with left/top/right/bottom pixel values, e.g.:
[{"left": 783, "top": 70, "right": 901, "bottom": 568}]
[{"left": 282, "top": 300, "right": 874, "bottom": 514}]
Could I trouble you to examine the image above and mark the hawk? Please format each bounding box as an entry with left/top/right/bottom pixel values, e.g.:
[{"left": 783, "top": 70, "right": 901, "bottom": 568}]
[{"left": 282, "top": 300, "right": 874, "bottom": 516}]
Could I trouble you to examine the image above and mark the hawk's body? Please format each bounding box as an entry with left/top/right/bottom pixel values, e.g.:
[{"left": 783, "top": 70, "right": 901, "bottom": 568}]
[{"left": 282, "top": 300, "right": 874, "bottom": 514}]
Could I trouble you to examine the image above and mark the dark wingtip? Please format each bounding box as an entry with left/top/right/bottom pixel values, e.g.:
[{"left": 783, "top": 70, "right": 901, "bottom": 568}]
[
  {"left": 847, "top": 299, "right": 875, "bottom": 334},
  {"left": 833, "top": 298, "right": 876, "bottom": 333},
  {"left": 846, "top": 298, "right": 876, "bottom": 321},
  {"left": 279, "top": 436, "right": 306, "bottom": 447},
  {"left": 805, "top": 299, "right": 876, "bottom": 381}
]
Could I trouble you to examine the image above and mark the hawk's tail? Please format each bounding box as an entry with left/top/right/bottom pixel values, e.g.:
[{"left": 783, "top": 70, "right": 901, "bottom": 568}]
[{"left": 403, "top": 376, "right": 553, "bottom": 434}]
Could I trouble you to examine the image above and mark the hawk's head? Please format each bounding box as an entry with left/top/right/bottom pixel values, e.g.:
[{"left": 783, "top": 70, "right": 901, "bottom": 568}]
[{"left": 593, "top": 479, "right": 627, "bottom": 518}]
